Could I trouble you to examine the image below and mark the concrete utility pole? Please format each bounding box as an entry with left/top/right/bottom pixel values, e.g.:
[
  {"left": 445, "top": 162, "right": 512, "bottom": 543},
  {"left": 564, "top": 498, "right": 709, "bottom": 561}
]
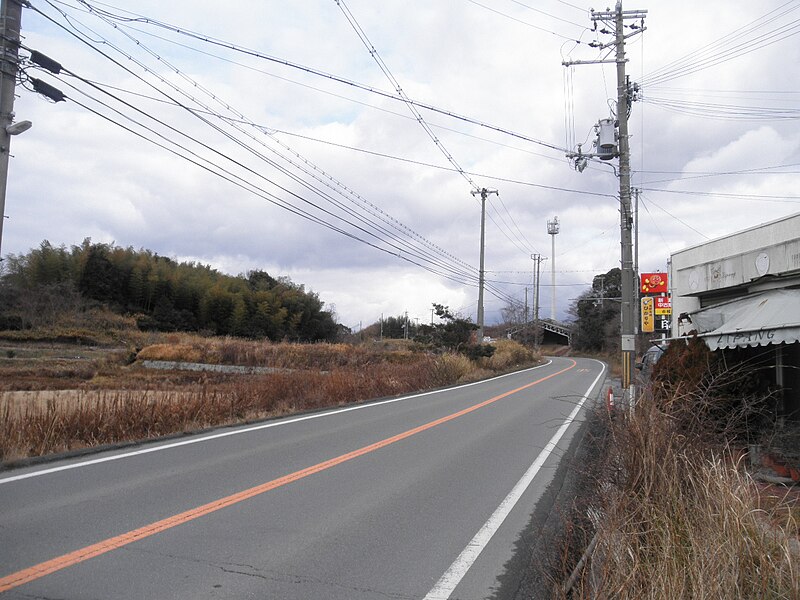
[
  {"left": 0, "top": 0, "right": 24, "bottom": 258},
  {"left": 547, "top": 216, "right": 559, "bottom": 320},
  {"left": 578, "top": 1, "right": 646, "bottom": 391},
  {"left": 614, "top": 2, "right": 638, "bottom": 391},
  {"left": 531, "top": 253, "right": 546, "bottom": 346},
  {"left": 633, "top": 187, "right": 640, "bottom": 336},
  {"left": 471, "top": 187, "right": 498, "bottom": 342}
]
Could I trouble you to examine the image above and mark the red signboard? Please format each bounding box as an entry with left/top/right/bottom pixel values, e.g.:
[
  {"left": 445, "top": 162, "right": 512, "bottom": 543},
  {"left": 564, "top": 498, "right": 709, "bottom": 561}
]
[
  {"left": 640, "top": 272, "right": 668, "bottom": 294},
  {"left": 654, "top": 295, "right": 672, "bottom": 315}
]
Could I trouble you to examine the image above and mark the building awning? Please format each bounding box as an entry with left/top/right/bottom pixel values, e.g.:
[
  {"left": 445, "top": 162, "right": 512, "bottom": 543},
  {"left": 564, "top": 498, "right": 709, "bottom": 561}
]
[{"left": 688, "top": 289, "right": 800, "bottom": 351}]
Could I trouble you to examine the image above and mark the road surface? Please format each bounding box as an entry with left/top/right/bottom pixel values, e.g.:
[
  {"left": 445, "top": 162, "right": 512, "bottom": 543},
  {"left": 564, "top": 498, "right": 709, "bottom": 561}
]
[{"left": 0, "top": 356, "right": 605, "bottom": 599}]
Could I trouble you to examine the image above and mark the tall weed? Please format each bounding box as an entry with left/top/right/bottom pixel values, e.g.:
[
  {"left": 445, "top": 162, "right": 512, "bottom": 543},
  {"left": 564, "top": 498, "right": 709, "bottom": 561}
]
[{"left": 561, "top": 397, "right": 799, "bottom": 599}]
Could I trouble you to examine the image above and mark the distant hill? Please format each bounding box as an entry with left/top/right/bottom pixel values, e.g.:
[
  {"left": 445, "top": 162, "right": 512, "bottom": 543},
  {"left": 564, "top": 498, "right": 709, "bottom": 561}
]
[{"left": 0, "top": 239, "right": 337, "bottom": 342}]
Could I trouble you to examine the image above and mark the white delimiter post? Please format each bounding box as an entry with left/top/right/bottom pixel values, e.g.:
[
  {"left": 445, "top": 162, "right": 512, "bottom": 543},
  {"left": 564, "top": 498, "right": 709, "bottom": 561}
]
[
  {"left": 0, "top": 0, "right": 23, "bottom": 258},
  {"left": 547, "top": 217, "right": 559, "bottom": 320}
]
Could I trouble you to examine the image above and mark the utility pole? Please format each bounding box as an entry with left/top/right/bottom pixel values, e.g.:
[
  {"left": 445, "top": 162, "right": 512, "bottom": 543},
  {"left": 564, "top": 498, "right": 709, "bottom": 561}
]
[
  {"left": 0, "top": 0, "right": 24, "bottom": 258},
  {"left": 547, "top": 216, "right": 559, "bottom": 321},
  {"left": 471, "top": 187, "right": 498, "bottom": 342},
  {"left": 633, "top": 187, "right": 640, "bottom": 340},
  {"left": 531, "top": 253, "right": 546, "bottom": 346},
  {"left": 566, "top": 2, "right": 646, "bottom": 392},
  {"left": 614, "top": 1, "right": 636, "bottom": 391}
]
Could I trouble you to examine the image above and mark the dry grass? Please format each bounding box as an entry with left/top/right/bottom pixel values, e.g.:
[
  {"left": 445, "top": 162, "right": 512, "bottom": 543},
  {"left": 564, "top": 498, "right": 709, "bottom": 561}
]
[
  {"left": 481, "top": 338, "right": 539, "bottom": 371},
  {"left": 0, "top": 308, "right": 159, "bottom": 347},
  {"left": 560, "top": 398, "right": 799, "bottom": 599},
  {"left": 135, "top": 336, "right": 422, "bottom": 370},
  {"left": 0, "top": 338, "right": 540, "bottom": 462}
]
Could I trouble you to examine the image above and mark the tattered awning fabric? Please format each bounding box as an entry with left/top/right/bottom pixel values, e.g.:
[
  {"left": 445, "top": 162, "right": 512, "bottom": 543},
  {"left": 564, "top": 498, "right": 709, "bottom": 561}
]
[{"left": 688, "top": 288, "right": 800, "bottom": 351}]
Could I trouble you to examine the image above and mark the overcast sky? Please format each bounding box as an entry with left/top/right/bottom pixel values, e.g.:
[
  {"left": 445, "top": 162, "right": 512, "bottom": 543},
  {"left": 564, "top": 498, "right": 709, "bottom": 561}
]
[{"left": 2, "top": 0, "right": 799, "bottom": 330}]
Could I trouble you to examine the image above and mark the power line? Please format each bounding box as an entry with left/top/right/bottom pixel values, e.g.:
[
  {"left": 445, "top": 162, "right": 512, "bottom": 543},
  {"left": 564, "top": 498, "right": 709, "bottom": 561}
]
[
  {"left": 334, "top": 0, "right": 540, "bottom": 259},
  {"left": 636, "top": 162, "right": 800, "bottom": 186},
  {"left": 70, "top": 0, "right": 568, "bottom": 153},
  {"left": 642, "top": 95, "right": 800, "bottom": 121},
  {"left": 335, "top": 0, "right": 478, "bottom": 191},
  {"left": 29, "top": 0, "right": 617, "bottom": 331},
  {"left": 64, "top": 0, "right": 562, "bottom": 259},
  {"left": 640, "top": 187, "right": 800, "bottom": 203},
  {"left": 638, "top": 193, "right": 710, "bottom": 240},
  {"left": 35, "top": 1, "right": 488, "bottom": 279},
  {"left": 28, "top": 3, "right": 488, "bottom": 283},
  {"left": 465, "top": 0, "right": 585, "bottom": 38},
  {"left": 640, "top": 2, "right": 800, "bottom": 87},
  {"left": 504, "top": 0, "right": 588, "bottom": 29}
]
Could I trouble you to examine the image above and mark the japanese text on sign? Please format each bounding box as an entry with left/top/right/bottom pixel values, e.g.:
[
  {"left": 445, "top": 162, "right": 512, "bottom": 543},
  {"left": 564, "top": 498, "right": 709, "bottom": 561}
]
[
  {"left": 655, "top": 295, "right": 672, "bottom": 316},
  {"left": 641, "top": 297, "right": 654, "bottom": 333}
]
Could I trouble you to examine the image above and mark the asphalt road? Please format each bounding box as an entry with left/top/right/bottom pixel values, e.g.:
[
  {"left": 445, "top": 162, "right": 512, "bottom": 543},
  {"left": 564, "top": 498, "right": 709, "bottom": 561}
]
[{"left": 0, "top": 356, "right": 606, "bottom": 599}]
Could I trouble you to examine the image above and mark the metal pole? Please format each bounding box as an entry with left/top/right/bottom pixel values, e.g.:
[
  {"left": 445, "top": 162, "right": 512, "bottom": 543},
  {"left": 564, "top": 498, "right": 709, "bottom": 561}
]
[{"left": 0, "top": 0, "right": 23, "bottom": 258}]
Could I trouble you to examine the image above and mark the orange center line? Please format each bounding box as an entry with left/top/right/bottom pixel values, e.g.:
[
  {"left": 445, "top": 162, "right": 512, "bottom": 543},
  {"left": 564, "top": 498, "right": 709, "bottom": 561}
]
[{"left": 0, "top": 360, "right": 577, "bottom": 593}]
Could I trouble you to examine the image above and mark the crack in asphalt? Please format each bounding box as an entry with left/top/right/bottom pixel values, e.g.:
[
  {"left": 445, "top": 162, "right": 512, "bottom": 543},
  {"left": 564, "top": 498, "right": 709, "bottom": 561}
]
[{"left": 120, "top": 546, "right": 421, "bottom": 599}]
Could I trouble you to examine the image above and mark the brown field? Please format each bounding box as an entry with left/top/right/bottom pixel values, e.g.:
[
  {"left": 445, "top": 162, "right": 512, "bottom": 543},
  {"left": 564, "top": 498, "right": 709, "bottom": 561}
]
[{"left": 0, "top": 335, "right": 539, "bottom": 462}]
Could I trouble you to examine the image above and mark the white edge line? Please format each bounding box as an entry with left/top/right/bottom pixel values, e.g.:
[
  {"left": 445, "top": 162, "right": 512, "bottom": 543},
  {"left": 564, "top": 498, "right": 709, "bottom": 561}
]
[
  {"left": 423, "top": 359, "right": 607, "bottom": 600},
  {"left": 0, "top": 359, "right": 557, "bottom": 485}
]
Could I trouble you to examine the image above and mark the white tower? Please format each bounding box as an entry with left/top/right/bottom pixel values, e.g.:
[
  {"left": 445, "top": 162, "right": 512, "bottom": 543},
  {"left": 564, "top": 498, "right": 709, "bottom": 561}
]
[{"left": 547, "top": 217, "right": 560, "bottom": 320}]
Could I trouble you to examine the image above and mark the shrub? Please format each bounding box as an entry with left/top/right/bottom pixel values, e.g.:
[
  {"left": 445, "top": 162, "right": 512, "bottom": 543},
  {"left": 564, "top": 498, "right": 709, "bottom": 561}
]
[
  {"left": 136, "top": 343, "right": 205, "bottom": 364},
  {"left": 649, "top": 336, "right": 777, "bottom": 444},
  {"left": 483, "top": 339, "right": 538, "bottom": 371},
  {"left": 463, "top": 343, "right": 495, "bottom": 361},
  {"left": 430, "top": 352, "right": 473, "bottom": 385}
]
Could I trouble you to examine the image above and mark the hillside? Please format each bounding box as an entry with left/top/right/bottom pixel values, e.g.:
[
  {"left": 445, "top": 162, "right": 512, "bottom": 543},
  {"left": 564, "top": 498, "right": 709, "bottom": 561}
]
[{"left": 0, "top": 239, "right": 337, "bottom": 342}]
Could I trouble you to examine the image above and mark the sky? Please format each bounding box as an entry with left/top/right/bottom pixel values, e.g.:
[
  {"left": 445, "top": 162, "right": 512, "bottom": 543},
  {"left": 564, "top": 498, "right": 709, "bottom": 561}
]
[{"left": 1, "top": 0, "right": 799, "bottom": 331}]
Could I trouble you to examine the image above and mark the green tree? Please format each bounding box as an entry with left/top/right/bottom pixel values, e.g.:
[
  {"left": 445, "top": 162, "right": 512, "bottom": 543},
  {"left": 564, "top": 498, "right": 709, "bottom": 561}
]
[
  {"left": 415, "top": 304, "right": 478, "bottom": 350},
  {"left": 78, "top": 245, "right": 125, "bottom": 305},
  {"left": 382, "top": 315, "right": 409, "bottom": 339},
  {"left": 229, "top": 295, "right": 248, "bottom": 336},
  {"left": 2, "top": 239, "right": 341, "bottom": 341},
  {"left": 568, "top": 268, "right": 621, "bottom": 352}
]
